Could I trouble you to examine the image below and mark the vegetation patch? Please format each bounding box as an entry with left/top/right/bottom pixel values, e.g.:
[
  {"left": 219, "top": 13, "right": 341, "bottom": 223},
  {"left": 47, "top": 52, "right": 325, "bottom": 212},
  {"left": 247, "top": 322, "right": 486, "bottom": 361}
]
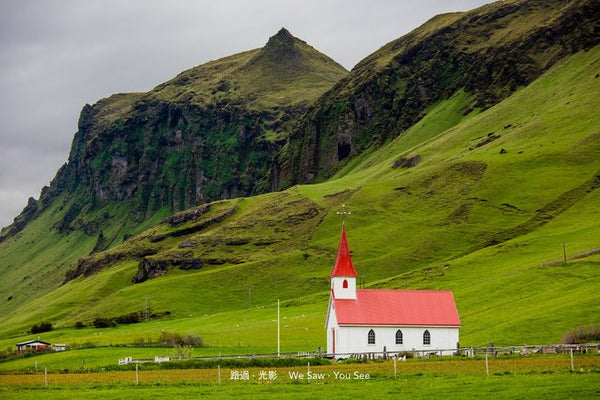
[{"left": 562, "top": 325, "right": 600, "bottom": 344}]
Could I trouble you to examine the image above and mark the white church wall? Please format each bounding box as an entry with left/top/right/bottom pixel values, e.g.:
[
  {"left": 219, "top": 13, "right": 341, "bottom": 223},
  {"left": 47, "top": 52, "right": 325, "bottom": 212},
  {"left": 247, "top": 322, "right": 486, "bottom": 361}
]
[
  {"left": 331, "top": 276, "right": 356, "bottom": 299},
  {"left": 333, "top": 325, "right": 459, "bottom": 357},
  {"left": 326, "top": 301, "right": 338, "bottom": 354}
]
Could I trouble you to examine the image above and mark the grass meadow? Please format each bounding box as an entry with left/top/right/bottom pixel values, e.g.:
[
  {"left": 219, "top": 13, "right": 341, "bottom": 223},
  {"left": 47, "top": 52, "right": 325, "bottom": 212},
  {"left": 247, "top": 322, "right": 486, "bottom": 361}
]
[{"left": 0, "top": 354, "right": 598, "bottom": 399}]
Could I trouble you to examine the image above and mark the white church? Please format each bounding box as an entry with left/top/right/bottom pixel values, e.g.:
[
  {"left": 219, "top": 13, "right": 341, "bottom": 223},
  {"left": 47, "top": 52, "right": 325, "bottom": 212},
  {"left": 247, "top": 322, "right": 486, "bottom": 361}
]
[{"left": 325, "top": 226, "right": 461, "bottom": 358}]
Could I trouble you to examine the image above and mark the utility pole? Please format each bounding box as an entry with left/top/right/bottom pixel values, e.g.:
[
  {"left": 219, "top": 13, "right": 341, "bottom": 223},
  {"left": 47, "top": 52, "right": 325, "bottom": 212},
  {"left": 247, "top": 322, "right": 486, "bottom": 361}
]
[
  {"left": 144, "top": 297, "right": 151, "bottom": 322},
  {"left": 277, "top": 299, "right": 280, "bottom": 357},
  {"left": 248, "top": 286, "right": 253, "bottom": 310},
  {"left": 562, "top": 243, "right": 567, "bottom": 264},
  {"left": 359, "top": 274, "right": 366, "bottom": 289}
]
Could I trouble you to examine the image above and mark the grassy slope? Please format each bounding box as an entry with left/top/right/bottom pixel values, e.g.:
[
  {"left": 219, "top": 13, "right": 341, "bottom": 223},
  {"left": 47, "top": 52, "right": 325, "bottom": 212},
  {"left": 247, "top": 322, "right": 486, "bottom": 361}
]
[
  {"left": 0, "top": 46, "right": 598, "bottom": 361},
  {"left": 0, "top": 194, "right": 171, "bottom": 317}
]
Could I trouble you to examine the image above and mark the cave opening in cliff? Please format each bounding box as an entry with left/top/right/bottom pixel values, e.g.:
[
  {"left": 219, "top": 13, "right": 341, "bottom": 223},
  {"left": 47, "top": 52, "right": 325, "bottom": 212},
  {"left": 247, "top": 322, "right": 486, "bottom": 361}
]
[{"left": 337, "top": 142, "right": 351, "bottom": 161}]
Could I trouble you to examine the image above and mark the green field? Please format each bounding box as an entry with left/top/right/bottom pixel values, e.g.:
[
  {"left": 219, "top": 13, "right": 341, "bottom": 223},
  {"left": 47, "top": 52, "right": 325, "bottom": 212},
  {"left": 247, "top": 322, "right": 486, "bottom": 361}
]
[{"left": 1, "top": 355, "right": 599, "bottom": 399}]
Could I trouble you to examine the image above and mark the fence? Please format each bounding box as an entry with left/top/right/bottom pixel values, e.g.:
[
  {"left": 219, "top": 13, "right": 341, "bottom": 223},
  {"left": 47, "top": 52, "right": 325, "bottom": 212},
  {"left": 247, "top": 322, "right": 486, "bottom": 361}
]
[
  {"left": 117, "top": 343, "right": 599, "bottom": 365},
  {"left": 327, "top": 343, "right": 599, "bottom": 361}
]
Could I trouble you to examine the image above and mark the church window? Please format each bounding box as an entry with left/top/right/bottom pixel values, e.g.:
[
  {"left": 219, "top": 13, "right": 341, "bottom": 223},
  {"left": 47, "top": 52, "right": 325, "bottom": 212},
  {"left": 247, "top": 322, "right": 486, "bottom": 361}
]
[
  {"left": 368, "top": 329, "right": 375, "bottom": 344},
  {"left": 343, "top": 279, "right": 348, "bottom": 288},
  {"left": 423, "top": 330, "right": 431, "bottom": 345},
  {"left": 395, "top": 330, "right": 403, "bottom": 344}
]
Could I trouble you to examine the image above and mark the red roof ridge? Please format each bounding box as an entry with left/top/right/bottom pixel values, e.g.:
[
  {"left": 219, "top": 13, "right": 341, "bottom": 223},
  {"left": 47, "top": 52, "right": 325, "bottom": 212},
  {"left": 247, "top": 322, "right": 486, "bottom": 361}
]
[{"left": 357, "top": 289, "right": 455, "bottom": 294}]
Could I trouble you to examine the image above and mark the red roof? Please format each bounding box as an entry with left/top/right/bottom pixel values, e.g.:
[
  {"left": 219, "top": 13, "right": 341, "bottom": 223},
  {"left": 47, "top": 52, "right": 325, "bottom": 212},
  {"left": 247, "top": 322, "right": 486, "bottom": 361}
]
[
  {"left": 329, "top": 226, "right": 358, "bottom": 277},
  {"left": 333, "top": 289, "right": 461, "bottom": 326}
]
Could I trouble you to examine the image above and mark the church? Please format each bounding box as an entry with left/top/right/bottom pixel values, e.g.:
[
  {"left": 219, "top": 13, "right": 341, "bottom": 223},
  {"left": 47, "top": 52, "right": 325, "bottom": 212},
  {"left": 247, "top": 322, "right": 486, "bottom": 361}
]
[{"left": 325, "top": 226, "right": 461, "bottom": 358}]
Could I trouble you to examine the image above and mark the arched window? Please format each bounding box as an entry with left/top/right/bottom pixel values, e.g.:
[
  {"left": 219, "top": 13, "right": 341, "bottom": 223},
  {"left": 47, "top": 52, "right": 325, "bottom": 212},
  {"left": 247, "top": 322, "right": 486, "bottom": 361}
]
[
  {"left": 368, "top": 329, "right": 375, "bottom": 345},
  {"left": 395, "top": 329, "right": 403, "bottom": 345},
  {"left": 343, "top": 279, "right": 348, "bottom": 289},
  {"left": 423, "top": 330, "right": 431, "bottom": 345}
]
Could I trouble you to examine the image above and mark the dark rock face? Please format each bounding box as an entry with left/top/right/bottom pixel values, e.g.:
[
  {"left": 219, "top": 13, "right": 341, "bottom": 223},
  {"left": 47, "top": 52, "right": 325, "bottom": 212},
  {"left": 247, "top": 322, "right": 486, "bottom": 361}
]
[
  {"left": 57, "top": 100, "right": 294, "bottom": 221},
  {"left": 63, "top": 246, "right": 158, "bottom": 283},
  {"left": 279, "top": 0, "right": 600, "bottom": 185},
  {"left": 0, "top": 197, "right": 38, "bottom": 242},
  {"left": 132, "top": 257, "right": 203, "bottom": 283},
  {"left": 392, "top": 155, "right": 421, "bottom": 169}
]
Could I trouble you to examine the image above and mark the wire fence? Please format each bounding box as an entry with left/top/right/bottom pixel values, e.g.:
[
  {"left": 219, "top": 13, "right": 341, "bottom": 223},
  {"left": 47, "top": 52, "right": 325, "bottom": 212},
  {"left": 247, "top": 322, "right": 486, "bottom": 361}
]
[{"left": 118, "top": 343, "right": 600, "bottom": 365}]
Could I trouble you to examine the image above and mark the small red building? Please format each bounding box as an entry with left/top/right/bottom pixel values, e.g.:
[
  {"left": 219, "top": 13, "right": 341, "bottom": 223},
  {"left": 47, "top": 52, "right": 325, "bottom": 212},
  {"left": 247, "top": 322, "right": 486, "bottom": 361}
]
[{"left": 16, "top": 340, "right": 51, "bottom": 352}]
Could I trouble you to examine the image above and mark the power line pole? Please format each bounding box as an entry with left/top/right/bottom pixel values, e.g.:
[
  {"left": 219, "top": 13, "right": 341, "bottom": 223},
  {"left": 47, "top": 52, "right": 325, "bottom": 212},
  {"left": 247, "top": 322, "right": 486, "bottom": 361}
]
[
  {"left": 144, "top": 297, "right": 151, "bottom": 322},
  {"left": 277, "top": 299, "right": 280, "bottom": 357},
  {"left": 562, "top": 243, "right": 567, "bottom": 264}
]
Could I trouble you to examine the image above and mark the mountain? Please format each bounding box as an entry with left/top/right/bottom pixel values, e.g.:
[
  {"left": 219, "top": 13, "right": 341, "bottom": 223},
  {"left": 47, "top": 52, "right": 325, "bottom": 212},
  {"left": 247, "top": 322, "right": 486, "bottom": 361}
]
[
  {"left": 1, "top": 28, "right": 347, "bottom": 240},
  {"left": 279, "top": 0, "right": 599, "bottom": 185},
  {"left": 0, "top": 0, "right": 599, "bottom": 356},
  {"left": 0, "top": 28, "right": 347, "bottom": 314}
]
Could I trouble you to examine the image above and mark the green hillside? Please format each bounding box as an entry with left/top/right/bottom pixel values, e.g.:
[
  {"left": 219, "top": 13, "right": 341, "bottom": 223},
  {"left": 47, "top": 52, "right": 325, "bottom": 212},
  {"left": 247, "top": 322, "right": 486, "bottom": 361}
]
[{"left": 1, "top": 43, "right": 598, "bottom": 360}]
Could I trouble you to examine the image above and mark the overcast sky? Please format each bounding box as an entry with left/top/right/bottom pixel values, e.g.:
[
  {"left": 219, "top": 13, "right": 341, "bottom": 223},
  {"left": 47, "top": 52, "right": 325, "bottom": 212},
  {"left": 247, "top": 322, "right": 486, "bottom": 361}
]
[{"left": 0, "top": 0, "right": 491, "bottom": 228}]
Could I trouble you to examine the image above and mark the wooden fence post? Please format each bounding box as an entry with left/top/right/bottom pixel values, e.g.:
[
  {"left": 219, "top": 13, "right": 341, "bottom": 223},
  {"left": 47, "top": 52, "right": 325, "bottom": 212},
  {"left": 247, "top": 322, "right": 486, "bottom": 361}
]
[{"left": 570, "top": 348, "right": 574, "bottom": 371}]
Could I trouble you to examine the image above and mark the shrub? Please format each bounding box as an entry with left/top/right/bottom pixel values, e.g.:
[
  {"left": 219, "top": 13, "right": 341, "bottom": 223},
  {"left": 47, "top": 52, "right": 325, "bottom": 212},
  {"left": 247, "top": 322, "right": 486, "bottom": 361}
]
[
  {"left": 182, "top": 334, "right": 203, "bottom": 347},
  {"left": 172, "top": 344, "right": 193, "bottom": 360},
  {"left": 30, "top": 321, "right": 53, "bottom": 334},
  {"left": 158, "top": 331, "right": 183, "bottom": 346},
  {"left": 93, "top": 317, "right": 116, "bottom": 328},
  {"left": 114, "top": 312, "right": 142, "bottom": 324},
  {"left": 74, "top": 321, "right": 86, "bottom": 329},
  {"left": 562, "top": 324, "right": 600, "bottom": 344}
]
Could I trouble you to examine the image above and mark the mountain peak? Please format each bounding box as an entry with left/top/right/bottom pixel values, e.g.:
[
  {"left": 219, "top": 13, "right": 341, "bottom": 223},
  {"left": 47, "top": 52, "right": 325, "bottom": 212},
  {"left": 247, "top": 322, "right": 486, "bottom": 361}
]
[
  {"left": 273, "top": 27, "right": 294, "bottom": 41},
  {"left": 260, "top": 27, "right": 303, "bottom": 62}
]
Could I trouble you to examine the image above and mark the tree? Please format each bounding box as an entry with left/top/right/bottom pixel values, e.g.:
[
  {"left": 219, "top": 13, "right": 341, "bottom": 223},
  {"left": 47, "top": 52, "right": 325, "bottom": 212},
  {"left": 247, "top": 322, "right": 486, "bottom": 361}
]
[{"left": 30, "top": 322, "right": 53, "bottom": 334}]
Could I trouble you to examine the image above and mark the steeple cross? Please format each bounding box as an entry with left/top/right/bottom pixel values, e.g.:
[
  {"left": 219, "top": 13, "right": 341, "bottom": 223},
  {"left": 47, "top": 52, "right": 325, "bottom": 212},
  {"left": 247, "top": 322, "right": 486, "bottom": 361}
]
[{"left": 336, "top": 204, "right": 352, "bottom": 225}]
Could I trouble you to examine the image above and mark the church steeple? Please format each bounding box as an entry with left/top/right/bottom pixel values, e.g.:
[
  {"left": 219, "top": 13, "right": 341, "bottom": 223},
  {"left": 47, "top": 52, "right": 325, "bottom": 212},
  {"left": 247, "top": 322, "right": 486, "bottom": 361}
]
[
  {"left": 330, "top": 225, "right": 358, "bottom": 277},
  {"left": 330, "top": 226, "right": 357, "bottom": 299}
]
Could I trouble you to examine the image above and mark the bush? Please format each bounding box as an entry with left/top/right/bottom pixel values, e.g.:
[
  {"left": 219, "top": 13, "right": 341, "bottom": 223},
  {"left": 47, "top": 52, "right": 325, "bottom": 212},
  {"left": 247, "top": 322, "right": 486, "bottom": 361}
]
[
  {"left": 562, "top": 324, "right": 600, "bottom": 344},
  {"left": 74, "top": 321, "right": 86, "bottom": 329},
  {"left": 182, "top": 334, "right": 203, "bottom": 347},
  {"left": 114, "top": 312, "right": 142, "bottom": 324},
  {"left": 93, "top": 317, "right": 116, "bottom": 328},
  {"left": 156, "top": 331, "right": 204, "bottom": 347},
  {"left": 30, "top": 321, "right": 53, "bottom": 334},
  {"left": 158, "top": 331, "right": 183, "bottom": 346}
]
